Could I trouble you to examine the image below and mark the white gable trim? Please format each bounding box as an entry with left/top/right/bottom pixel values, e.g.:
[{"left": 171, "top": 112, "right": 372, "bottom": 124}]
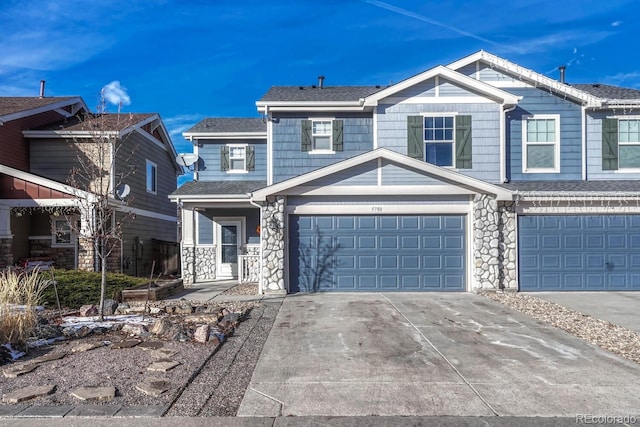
[
  {"left": 251, "top": 148, "right": 513, "bottom": 201},
  {"left": 362, "top": 66, "right": 520, "bottom": 107},
  {"left": 447, "top": 50, "right": 602, "bottom": 107}
]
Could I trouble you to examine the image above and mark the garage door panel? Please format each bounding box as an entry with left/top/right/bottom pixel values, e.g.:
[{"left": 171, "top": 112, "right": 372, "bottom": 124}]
[
  {"left": 290, "top": 214, "right": 466, "bottom": 292},
  {"left": 519, "top": 215, "right": 640, "bottom": 291}
]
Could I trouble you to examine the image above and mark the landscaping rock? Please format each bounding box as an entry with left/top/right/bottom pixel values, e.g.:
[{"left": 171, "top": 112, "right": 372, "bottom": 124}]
[
  {"left": 150, "top": 317, "right": 172, "bottom": 335},
  {"left": 194, "top": 324, "right": 210, "bottom": 343},
  {"left": 122, "top": 323, "right": 148, "bottom": 336},
  {"left": 137, "top": 341, "right": 164, "bottom": 351},
  {"left": 71, "top": 342, "right": 105, "bottom": 353},
  {"left": 222, "top": 312, "right": 241, "bottom": 323},
  {"left": 79, "top": 305, "right": 98, "bottom": 317},
  {"left": 136, "top": 378, "right": 171, "bottom": 397},
  {"left": 147, "top": 359, "right": 180, "bottom": 372},
  {"left": 3, "top": 385, "right": 56, "bottom": 403},
  {"left": 32, "top": 352, "right": 66, "bottom": 364},
  {"left": 76, "top": 325, "right": 93, "bottom": 338},
  {"left": 3, "top": 363, "right": 39, "bottom": 378},
  {"left": 115, "top": 302, "right": 130, "bottom": 314},
  {"left": 101, "top": 299, "right": 119, "bottom": 316},
  {"left": 111, "top": 339, "right": 141, "bottom": 349},
  {"left": 34, "top": 325, "right": 62, "bottom": 340},
  {"left": 174, "top": 303, "right": 194, "bottom": 315},
  {"left": 70, "top": 386, "right": 116, "bottom": 401}
]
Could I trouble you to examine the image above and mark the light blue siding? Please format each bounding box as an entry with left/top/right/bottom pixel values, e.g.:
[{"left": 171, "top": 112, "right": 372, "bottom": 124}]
[
  {"left": 286, "top": 195, "right": 470, "bottom": 207},
  {"left": 380, "top": 160, "right": 441, "bottom": 185},
  {"left": 586, "top": 109, "right": 640, "bottom": 180},
  {"left": 506, "top": 87, "right": 583, "bottom": 181},
  {"left": 197, "top": 139, "right": 267, "bottom": 181},
  {"left": 289, "top": 214, "right": 466, "bottom": 292},
  {"left": 390, "top": 79, "right": 436, "bottom": 99},
  {"left": 306, "top": 160, "right": 378, "bottom": 186},
  {"left": 519, "top": 215, "right": 640, "bottom": 290},
  {"left": 377, "top": 102, "right": 502, "bottom": 183},
  {"left": 477, "top": 64, "right": 521, "bottom": 83},
  {"left": 272, "top": 114, "right": 373, "bottom": 183}
]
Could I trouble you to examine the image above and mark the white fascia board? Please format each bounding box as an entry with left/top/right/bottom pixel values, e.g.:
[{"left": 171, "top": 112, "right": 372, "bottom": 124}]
[
  {"left": 4, "top": 198, "right": 82, "bottom": 208},
  {"left": 447, "top": 51, "right": 602, "bottom": 107},
  {"left": 23, "top": 129, "right": 119, "bottom": 138},
  {"left": 0, "top": 97, "right": 88, "bottom": 124},
  {"left": 256, "top": 101, "right": 365, "bottom": 113},
  {"left": 251, "top": 148, "right": 513, "bottom": 201},
  {"left": 182, "top": 132, "right": 267, "bottom": 139},
  {"left": 362, "top": 65, "right": 520, "bottom": 107},
  {"left": 168, "top": 194, "right": 251, "bottom": 203},
  {"left": 0, "top": 164, "right": 94, "bottom": 201},
  {"left": 286, "top": 185, "right": 479, "bottom": 197}
]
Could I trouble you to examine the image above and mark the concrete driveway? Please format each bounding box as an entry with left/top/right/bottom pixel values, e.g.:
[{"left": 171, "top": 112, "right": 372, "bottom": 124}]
[{"left": 238, "top": 293, "right": 640, "bottom": 417}]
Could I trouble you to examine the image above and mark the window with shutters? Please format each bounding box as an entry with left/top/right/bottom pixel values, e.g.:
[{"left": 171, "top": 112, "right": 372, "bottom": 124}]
[
  {"left": 618, "top": 119, "right": 640, "bottom": 169},
  {"left": 221, "top": 144, "right": 255, "bottom": 173},
  {"left": 301, "top": 119, "right": 343, "bottom": 153},
  {"left": 407, "top": 115, "right": 472, "bottom": 168},
  {"left": 424, "top": 116, "right": 455, "bottom": 167},
  {"left": 229, "top": 145, "right": 246, "bottom": 172},
  {"left": 522, "top": 115, "right": 560, "bottom": 173}
]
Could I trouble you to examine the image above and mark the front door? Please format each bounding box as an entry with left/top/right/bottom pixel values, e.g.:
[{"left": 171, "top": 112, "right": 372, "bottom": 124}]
[{"left": 217, "top": 220, "right": 242, "bottom": 278}]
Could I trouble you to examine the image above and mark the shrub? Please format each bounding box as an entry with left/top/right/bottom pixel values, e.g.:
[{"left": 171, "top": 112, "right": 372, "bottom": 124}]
[
  {"left": 0, "top": 268, "right": 50, "bottom": 349},
  {"left": 40, "top": 269, "right": 149, "bottom": 309}
]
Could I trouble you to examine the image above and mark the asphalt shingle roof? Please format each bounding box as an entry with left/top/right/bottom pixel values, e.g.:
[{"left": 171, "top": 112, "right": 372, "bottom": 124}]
[
  {"left": 0, "top": 97, "right": 76, "bottom": 117},
  {"left": 500, "top": 180, "right": 640, "bottom": 193},
  {"left": 572, "top": 84, "right": 640, "bottom": 100},
  {"left": 170, "top": 180, "right": 267, "bottom": 197},
  {"left": 185, "top": 118, "right": 266, "bottom": 134},
  {"left": 258, "top": 86, "right": 386, "bottom": 102}
]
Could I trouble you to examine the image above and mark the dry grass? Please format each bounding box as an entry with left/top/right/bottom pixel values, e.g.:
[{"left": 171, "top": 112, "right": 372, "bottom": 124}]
[{"left": 0, "top": 268, "right": 50, "bottom": 349}]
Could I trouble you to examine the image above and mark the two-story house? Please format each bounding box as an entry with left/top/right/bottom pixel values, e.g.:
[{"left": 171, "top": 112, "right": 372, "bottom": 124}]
[
  {"left": 171, "top": 50, "right": 640, "bottom": 293},
  {"left": 0, "top": 94, "right": 182, "bottom": 276}
]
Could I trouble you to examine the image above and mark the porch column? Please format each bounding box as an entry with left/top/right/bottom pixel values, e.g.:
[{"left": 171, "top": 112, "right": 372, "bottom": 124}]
[
  {"left": 0, "top": 206, "right": 13, "bottom": 268},
  {"left": 498, "top": 201, "right": 517, "bottom": 290},
  {"left": 181, "top": 207, "right": 196, "bottom": 286},
  {"left": 261, "top": 195, "right": 286, "bottom": 294},
  {"left": 473, "top": 194, "right": 500, "bottom": 290}
]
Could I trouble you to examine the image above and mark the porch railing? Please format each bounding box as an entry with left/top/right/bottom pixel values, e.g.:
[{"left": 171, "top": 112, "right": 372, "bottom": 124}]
[{"left": 238, "top": 254, "right": 260, "bottom": 283}]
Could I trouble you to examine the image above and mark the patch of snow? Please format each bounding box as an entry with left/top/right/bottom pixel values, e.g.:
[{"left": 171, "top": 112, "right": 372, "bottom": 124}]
[{"left": 1, "top": 343, "right": 25, "bottom": 361}]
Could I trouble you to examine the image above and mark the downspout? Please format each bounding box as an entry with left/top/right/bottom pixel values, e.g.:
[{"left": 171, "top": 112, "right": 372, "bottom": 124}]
[
  {"left": 265, "top": 104, "right": 273, "bottom": 186},
  {"left": 581, "top": 105, "right": 587, "bottom": 181},
  {"left": 249, "top": 197, "right": 264, "bottom": 295},
  {"left": 501, "top": 103, "right": 517, "bottom": 183}
]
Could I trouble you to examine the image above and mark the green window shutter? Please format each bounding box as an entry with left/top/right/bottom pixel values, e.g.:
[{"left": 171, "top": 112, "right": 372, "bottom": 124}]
[
  {"left": 220, "top": 146, "right": 229, "bottom": 171},
  {"left": 407, "top": 116, "right": 423, "bottom": 159},
  {"left": 332, "top": 120, "right": 344, "bottom": 151},
  {"left": 246, "top": 146, "right": 255, "bottom": 171},
  {"left": 455, "top": 115, "right": 472, "bottom": 169},
  {"left": 301, "top": 120, "right": 312, "bottom": 152},
  {"left": 602, "top": 118, "right": 618, "bottom": 171}
]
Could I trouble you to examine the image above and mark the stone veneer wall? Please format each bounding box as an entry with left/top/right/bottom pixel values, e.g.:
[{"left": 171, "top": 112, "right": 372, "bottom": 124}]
[
  {"left": 498, "top": 201, "right": 517, "bottom": 290},
  {"left": 261, "top": 196, "right": 286, "bottom": 293},
  {"left": 0, "top": 238, "right": 12, "bottom": 269},
  {"left": 181, "top": 246, "right": 216, "bottom": 287}
]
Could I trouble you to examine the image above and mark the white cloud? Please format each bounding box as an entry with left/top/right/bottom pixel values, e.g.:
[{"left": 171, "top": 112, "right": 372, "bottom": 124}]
[
  {"left": 611, "top": 20, "right": 623, "bottom": 27},
  {"left": 101, "top": 81, "right": 131, "bottom": 106}
]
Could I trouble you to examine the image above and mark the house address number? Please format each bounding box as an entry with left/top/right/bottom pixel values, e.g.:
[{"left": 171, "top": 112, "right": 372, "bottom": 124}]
[{"left": 371, "top": 206, "right": 383, "bottom": 212}]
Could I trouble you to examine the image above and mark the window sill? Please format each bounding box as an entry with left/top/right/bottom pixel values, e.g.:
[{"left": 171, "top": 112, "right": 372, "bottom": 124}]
[
  {"left": 226, "top": 170, "right": 249, "bottom": 174},
  {"left": 522, "top": 169, "right": 560, "bottom": 174},
  {"left": 615, "top": 168, "right": 640, "bottom": 173},
  {"left": 309, "top": 150, "right": 335, "bottom": 155}
]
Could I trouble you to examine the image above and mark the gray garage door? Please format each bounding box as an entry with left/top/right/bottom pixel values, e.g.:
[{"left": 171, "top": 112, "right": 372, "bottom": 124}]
[
  {"left": 519, "top": 215, "right": 640, "bottom": 291},
  {"left": 288, "top": 215, "right": 466, "bottom": 292}
]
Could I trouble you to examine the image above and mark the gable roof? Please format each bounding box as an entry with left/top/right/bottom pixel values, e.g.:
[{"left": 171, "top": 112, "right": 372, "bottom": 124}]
[
  {"left": 183, "top": 118, "right": 267, "bottom": 139},
  {"left": 259, "top": 86, "right": 385, "bottom": 103},
  {"left": 447, "top": 50, "right": 604, "bottom": 107},
  {"left": 362, "top": 65, "right": 521, "bottom": 106},
  {"left": 251, "top": 148, "right": 513, "bottom": 201},
  {"left": 0, "top": 97, "right": 87, "bottom": 124}
]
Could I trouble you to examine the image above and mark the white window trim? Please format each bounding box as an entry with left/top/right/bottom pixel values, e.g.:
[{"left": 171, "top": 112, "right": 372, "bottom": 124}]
[
  {"left": 146, "top": 159, "right": 157, "bottom": 194},
  {"left": 617, "top": 118, "right": 640, "bottom": 171},
  {"left": 522, "top": 114, "right": 560, "bottom": 173},
  {"left": 195, "top": 211, "right": 215, "bottom": 246},
  {"left": 51, "top": 216, "right": 76, "bottom": 248},
  {"left": 421, "top": 113, "right": 458, "bottom": 168},
  {"left": 310, "top": 118, "right": 334, "bottom": 153},
  {"left": 227, "top": 144, "right": 249, "bottom": 173}
]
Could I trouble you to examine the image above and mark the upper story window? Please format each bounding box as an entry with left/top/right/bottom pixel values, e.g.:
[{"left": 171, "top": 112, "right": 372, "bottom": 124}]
[
  {"left": 618, "top": 119, "right": 640, "bottom": 169},
  {"left": 146, "top": 160, "right": 157, "bottom": 193},
  {"left": 523, "top": 115, "right": 560, "bottom": 173},
  {"left": 52, "top": 217, "right": 75, "bottom": 247},
  {"left": 221, "top": 144, "right": 255, "bottom": 172},
  {"left": 301, "top": 119, "right": 344, "bottom": 153},
  {"left": 407, "top": 115, "right": 472, "bottom": 169}
]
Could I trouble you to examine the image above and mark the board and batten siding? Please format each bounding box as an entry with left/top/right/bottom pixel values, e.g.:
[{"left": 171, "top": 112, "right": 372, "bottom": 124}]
[
  {"left": 376, "top": 102, "right": 502, "bottom": 183},
  {"left": 196, "top": 139, "right": 267, "bottom": 182},
  {"left": 272, "top": 114, "right": 373, "bottom": 183},
  {"left": 286, "top": 194, "right": 470, "bottom": 208},
  {"left": 586, "top": 110, "right": 640, "bottom": 180},
  {"left": 506, "top": 87, "right": 582, "bottom": 181}
]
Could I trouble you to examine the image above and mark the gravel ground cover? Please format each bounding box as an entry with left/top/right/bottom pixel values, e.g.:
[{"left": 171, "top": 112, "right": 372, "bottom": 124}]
[{"left": 481, "top": 291, "right": 640, "bottom": 365}]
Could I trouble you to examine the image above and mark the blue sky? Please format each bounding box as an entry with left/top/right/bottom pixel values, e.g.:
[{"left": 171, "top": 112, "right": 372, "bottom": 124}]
[{"left": 2, "top": 0, "right": 638, "bottom": 171}]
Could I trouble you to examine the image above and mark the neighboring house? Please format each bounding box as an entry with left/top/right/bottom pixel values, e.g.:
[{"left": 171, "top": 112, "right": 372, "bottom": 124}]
[
  {"left": 171, "top": 50, "right": 640, "bottom": 293},
  {"left": 0, "top": 95, "right": 182, "bottom": 276}
]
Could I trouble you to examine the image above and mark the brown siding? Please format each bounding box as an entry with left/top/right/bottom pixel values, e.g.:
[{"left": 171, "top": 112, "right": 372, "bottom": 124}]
[
  {"left": 0, "top": 110, "right": 67, "bottom": 170},
  {"left": 0, "top": 175, "right": 73, "bottom": 199}
]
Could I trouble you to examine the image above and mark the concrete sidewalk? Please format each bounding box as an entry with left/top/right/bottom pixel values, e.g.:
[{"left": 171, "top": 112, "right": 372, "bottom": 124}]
[
  {"left": 238, "top": 292, "right": 640, "bottom": 418},
  {"left": 527, "top": 291, "right": 640, "bottom": 333}
]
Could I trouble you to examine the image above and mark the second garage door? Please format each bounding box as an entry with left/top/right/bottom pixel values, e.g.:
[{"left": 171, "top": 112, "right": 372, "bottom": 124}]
[{"left": 288, "top": 214, "right": 466, "bottom": 292}]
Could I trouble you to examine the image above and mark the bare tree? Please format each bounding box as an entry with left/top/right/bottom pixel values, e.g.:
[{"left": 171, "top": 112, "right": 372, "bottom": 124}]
[{"left": 64, "top": 93, "right": 138, "bottom": 320}]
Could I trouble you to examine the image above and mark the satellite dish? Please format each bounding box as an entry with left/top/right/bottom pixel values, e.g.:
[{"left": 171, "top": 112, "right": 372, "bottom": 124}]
[
  {"left": 115, "top": 183, "right": 130, "bottom": 200},
  {"left": 176, "top": 153, "right": 199, "bottom": 167}
]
